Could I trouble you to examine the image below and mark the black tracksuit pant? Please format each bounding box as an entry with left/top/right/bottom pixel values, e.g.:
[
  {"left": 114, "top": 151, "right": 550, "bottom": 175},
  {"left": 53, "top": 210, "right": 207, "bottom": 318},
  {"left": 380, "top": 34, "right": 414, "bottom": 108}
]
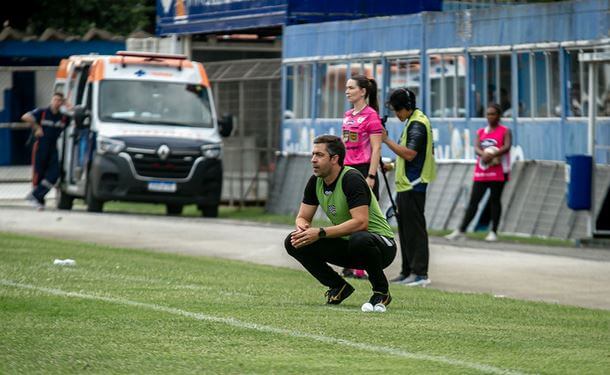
[
  {"left": 459, "top": 180, "right": 506, "bottom": 233},
  {"left": 396, "top": 190, "right": 429, "bottom": 277},
  {"left": 285, "top": 231, "right": 396, "bottom": 293}
]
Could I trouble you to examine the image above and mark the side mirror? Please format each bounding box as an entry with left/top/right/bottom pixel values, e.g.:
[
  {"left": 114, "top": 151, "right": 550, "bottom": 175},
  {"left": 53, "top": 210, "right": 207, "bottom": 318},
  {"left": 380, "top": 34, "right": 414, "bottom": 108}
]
[
  {"left": 218, "top": 114, "right": 233, "bottom": 137},
  {"left": 73, "top": 105, "right": 91, "bottom": 129}
]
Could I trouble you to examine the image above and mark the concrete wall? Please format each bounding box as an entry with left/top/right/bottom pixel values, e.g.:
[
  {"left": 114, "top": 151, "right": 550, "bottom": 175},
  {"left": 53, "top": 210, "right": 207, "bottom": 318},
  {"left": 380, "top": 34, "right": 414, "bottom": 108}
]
[{"left": 266, "top": 156, "right": 610, "bottom": 239}]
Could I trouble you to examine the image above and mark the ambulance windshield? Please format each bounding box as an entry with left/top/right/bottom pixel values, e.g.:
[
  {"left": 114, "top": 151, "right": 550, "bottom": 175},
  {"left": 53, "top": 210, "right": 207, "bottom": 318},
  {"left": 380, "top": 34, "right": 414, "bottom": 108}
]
[{"left": 99, "top": 80, "right": 213, "bottom": 128}]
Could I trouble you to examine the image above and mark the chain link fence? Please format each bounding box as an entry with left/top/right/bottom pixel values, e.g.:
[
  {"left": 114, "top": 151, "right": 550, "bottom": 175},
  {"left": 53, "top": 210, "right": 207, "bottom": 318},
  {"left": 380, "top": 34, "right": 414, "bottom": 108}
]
[
  {"left": 0, "top": 166, "right": 56, "bottom": 201},
  {"left": 207, "top": 59, "right": 282, "bottom": 206}
]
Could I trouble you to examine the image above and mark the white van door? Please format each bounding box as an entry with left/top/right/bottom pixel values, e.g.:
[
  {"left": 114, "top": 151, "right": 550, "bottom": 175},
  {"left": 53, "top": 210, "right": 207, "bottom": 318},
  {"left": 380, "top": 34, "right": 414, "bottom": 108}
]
[
  {"left": 68, "top": 82, "right": 93, "bottom": 192},
  {"left": 62, "top": 66, "right": 92, "bottom": 197}
]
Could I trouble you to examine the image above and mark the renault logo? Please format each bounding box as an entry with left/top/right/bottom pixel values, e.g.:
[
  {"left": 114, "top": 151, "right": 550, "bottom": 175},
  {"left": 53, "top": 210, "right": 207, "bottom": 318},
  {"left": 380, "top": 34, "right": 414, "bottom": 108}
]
[{"left": 157, "top": 145, "right": 170, "bottom": 161}]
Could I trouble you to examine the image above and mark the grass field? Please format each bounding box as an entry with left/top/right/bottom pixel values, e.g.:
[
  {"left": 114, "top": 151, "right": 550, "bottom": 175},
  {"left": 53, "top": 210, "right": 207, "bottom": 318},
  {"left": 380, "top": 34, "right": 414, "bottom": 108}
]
[
  {"left": 99, "top": 202, "right": 576, "bottom": 248},
  {"left": 1, "top": 232, "right": 608, "bottom": 374}
]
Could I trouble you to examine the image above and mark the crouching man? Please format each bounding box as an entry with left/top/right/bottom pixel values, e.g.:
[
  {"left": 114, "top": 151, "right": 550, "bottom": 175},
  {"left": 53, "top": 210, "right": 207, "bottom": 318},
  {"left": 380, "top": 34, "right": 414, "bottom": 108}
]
[{"left": 284, "top": 135, "right": 396, "bottom": 312}]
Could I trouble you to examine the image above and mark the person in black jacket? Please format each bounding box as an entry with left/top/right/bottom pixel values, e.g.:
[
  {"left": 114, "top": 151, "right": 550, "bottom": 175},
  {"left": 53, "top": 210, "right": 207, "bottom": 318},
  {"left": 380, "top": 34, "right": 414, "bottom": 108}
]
[{"left": 382, "top": 88, "right": 436, "bottom": 287}]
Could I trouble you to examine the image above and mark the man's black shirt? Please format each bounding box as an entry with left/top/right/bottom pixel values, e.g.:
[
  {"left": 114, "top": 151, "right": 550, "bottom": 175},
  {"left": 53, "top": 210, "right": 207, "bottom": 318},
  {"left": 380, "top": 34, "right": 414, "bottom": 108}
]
[
  {"left": 404, "top": 120, "right": 428, "bottom": 192},
  {"left": 302, "top": 167, "right": 371, "bottom": 209},
  {"left": 406, "top": 121, "right": 427, "bottom": 153}
]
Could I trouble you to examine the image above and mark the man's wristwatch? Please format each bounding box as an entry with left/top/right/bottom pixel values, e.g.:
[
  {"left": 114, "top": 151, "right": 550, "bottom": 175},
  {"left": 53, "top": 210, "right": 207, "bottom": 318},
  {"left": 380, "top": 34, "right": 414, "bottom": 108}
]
[
  {"left": 318, "top": 227, "right": 327, "bottom": 238},
  {"left": 367, "top": 174, "right": 376, "bottom": 179}
]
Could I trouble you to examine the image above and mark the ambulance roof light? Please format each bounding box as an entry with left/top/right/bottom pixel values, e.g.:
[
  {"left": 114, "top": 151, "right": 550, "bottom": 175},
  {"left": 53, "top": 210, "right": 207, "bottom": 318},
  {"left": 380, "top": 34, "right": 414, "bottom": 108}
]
[{"left": 116, "top": 51, "right": 187, "bottom": 60}]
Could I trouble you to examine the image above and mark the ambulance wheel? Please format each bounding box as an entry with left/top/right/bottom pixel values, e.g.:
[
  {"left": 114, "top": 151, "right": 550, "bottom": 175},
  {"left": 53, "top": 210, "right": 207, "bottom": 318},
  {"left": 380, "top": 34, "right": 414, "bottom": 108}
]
[
  {"left": 56, "top": 188, "right": 74, "bottom": 210},
  {"left": 166, "top": 204, "right": 183, "bottom": 216},
  {"left": 86, "top": 184, "right": 104, "bottom": 213},
  {"left": 200, "top": 204, "right": 218, "bottom": 218}
]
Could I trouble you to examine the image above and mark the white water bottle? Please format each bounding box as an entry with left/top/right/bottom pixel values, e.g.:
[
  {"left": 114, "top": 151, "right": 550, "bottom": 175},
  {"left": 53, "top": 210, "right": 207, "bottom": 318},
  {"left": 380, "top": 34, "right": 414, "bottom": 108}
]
[{"left": 53, "top": 259, "right": 76, "bottom": 266}]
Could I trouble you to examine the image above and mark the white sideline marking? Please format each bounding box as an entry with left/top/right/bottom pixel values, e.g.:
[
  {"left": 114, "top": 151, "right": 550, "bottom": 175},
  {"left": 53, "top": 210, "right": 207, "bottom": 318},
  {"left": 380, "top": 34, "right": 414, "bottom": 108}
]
[
  {"left": 69, "top": 269, "right": 254, "bottom": 298},
  {"left": 1, "top": 280, "right": 526, "bottom": 375}
]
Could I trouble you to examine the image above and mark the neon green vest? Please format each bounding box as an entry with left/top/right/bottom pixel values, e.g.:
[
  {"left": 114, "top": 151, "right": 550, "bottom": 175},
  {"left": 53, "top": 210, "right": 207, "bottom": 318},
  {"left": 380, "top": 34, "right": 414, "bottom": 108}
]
[
  {"left": 394, "top": 109, "right": 437, "bottom": 192},
  {"left": 316, "top": 167, "right": 394, "bottom": 239}
]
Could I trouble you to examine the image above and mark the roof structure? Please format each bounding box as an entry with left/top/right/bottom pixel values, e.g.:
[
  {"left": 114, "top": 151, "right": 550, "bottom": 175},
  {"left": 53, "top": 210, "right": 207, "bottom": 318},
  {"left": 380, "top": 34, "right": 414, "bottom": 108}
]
[
  {"left": 0, "top": 26, "right": 127, "bottom": 64},
  {"left": 0, "top": 26, "right": 125, "bottom": 42}
]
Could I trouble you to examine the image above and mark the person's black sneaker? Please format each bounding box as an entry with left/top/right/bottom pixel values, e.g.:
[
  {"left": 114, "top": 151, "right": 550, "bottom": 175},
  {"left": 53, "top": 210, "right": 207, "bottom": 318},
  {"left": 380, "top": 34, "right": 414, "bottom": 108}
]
[
  {"left": 361, "top": 291, "right": 392, "bottom": 312},
  {"left": 325, "top": 283, "right": 355, "bottom": 305}
]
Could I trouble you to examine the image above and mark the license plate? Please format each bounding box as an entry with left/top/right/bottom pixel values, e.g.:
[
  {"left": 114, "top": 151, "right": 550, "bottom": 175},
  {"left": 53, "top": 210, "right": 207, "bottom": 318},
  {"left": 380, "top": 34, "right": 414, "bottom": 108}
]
[{"left": 147, "top": 181, "right": 177, "bottom": 193}]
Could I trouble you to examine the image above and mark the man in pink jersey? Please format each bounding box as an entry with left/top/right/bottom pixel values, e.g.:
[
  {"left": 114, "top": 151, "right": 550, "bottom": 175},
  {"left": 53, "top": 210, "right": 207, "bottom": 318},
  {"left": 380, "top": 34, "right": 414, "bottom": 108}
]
[{"left": 446, "top": 103, "right": 512, "bottom": 242}]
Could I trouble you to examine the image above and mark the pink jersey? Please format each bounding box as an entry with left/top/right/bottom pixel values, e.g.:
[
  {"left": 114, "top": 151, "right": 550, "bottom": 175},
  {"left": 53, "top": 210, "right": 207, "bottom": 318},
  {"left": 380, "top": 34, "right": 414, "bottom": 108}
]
[
  {"left": 473, "top": 124, "right": 510, "bottom": 182},
  {"left": 342, "top": 106, "right": 383, "bottom": 166}
]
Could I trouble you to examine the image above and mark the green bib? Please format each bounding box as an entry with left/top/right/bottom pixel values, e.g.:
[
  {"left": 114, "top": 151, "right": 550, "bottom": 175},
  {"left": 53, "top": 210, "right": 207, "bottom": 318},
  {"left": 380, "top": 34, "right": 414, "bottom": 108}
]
[
  {"left": 394, "top": 109, "right": 437, "bottom": 192},
  {"left": 316, "top": 167, "right": 394, "bottom": 239}
]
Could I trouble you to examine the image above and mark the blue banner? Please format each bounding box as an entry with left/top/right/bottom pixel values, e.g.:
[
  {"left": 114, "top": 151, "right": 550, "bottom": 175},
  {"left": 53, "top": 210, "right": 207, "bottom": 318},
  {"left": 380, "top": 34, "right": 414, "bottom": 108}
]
[{"left": 157, "top": 0, "right": 442, "bottom": 35}]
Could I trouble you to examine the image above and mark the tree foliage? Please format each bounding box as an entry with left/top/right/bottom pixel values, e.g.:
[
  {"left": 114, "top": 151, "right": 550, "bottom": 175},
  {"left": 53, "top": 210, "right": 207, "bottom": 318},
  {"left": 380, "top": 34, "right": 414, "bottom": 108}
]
[{"left": 6, "top": 0, "right": 156, "bottom": 36}]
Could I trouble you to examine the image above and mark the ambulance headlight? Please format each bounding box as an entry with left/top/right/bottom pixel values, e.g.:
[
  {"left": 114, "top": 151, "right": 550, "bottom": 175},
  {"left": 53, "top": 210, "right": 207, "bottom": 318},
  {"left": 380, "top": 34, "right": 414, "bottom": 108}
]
[
  {"left": 97, "top": 137, "right": 126, "bottom": 155},
  {"left": 201, "top": 144, "right": 222, "bottom": 159}
]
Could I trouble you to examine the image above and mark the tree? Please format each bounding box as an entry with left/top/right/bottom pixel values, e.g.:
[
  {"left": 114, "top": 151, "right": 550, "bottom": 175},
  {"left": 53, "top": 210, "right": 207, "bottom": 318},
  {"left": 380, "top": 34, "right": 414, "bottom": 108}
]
[{"left": 4, "top": 0, "right": 156, "bottom": 36}]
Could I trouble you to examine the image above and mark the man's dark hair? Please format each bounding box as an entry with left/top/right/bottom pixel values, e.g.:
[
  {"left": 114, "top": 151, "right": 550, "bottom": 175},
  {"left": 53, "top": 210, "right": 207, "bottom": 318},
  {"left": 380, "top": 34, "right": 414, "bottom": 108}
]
[
  {"left": 387, "top": 88, "right": 416, "bottom": 112},
  {"left": 314, "top": 134, "right": 345, "bottom": 166},
  {"left": 52, "top": 92, "right": 64, "bottom": 99}
]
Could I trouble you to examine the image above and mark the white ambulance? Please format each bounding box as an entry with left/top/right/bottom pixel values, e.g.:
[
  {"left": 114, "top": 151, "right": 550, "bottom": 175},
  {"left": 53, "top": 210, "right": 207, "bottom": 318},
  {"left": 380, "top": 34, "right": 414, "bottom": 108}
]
[{"left": 55, "top": 51, "right": 232, "bottom": 216}]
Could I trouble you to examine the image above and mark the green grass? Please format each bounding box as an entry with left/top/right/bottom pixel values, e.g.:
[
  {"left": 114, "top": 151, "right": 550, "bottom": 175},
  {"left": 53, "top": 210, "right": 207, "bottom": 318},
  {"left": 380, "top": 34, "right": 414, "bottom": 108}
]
[
  {"left": 94, "top": 201, "right": 575, "bottom": 248},
  {"left": 1, "top": 232, "right": 608, "bottom": 374},
  {"left": 79, "top": 201, "right": 332, "bottom": 227}
]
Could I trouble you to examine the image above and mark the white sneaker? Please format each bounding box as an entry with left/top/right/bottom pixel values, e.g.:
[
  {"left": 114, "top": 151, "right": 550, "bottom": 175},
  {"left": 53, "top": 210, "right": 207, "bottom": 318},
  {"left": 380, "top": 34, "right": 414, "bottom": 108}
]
[
  {"left": 391, "top": 273, "right": 417, "bottom": 284},
  {"left": 485, "top": 231, "right": 498, "bottom": 242},
  {"left": 406, "top": 276, "right": 431, "bottom": 287},
  {"left": 398, "top": 273, "right": 417, "bottom": 284},
  {"left": 444, "top": 229, "right": 464, "bottom": 241},
  {"left": 25, "top": 194, "right": 44, "bottom": 210}
]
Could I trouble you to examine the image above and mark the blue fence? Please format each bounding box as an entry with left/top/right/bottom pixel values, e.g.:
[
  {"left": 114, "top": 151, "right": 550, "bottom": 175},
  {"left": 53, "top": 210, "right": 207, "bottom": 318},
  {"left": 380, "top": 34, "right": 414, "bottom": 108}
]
[{"left": 280, "top": 0, "right": 610, "bottom": 163}]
